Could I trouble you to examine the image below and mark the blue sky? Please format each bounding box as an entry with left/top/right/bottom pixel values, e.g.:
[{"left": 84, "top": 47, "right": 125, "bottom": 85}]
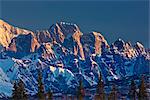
[{"left": 0, "top": 0, "right": 149, "bottom": 47}]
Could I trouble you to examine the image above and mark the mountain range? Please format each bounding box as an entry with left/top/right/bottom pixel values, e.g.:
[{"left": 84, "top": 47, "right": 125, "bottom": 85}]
[{"left": 0, "top": 19, "right": 149, "bottom": 98}]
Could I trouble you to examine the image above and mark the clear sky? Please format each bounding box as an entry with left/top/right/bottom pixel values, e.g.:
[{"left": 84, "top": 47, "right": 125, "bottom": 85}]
[{"left": 0, "top": 0, "right": 149, "bottom": 47}]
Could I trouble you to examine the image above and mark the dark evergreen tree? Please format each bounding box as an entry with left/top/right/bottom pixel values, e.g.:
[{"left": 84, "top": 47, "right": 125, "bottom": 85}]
[
  {"left": 47, "top": 89, "right": 53, "bottom": 100},
  {"left": 95, "top": 72, "right": 105, "bottom": 100},
  {"left": 12, "top": 82, "right": 18, "bottom": 100},
  {"left": 108, "top": 84, "right": 117, "bottom": 100},
  {"left": 37, "top": 70, "right": 45, "bottom": 100},
  {"left": 77, "top": 80, "right": 85, "bottom": 100},
  {"left": 12, "top": 80, "right": 27, "bottom": 100},
  {"left": 138, "top": 76, "right": 148, "bottom": 100},
  {"left": 128, "top": 80, "right": 137, "bottom": 100},
  {"left": 17, "top": 80, "right": 28, "bottom": 100}
]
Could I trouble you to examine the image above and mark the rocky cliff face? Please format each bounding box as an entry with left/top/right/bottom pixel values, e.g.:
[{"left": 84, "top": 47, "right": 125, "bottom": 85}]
[
  {"left": 37, "top": 42, "right": 56, "bottom": 60},
  {"left": 0, "top": 20, "right": 33, "bottom": 48},
  {"left": 92, "top": 32, "right": 109, "bottom": 54},
  {"left": 49, "top": 22, "right": 85, "bottom": 60},
  {"left": 81, "top": 32, "right": 109, "bottom": 58},
  {"left": 0, "top": 20, "right": 112, "bottom": 60},
  {"left": 35, "top": 30, "right": 52, "bottom": 44},
  {"left": 7, "top": 33, "right": 40, "bottom": 53},
  {"left": 0, "top": 20, "right": 40, "bottom": 58}
]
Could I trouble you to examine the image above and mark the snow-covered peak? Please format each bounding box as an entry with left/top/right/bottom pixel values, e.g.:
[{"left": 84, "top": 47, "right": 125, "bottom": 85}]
[
  {"left": 60, "top": 21, "right": 77, "bottom": 27},
  {"left": 134, "top": 42, "right": 146, "bottom": 55}
]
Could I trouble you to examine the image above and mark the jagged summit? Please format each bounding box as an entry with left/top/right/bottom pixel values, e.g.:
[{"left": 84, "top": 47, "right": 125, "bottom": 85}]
[
  {"left": 49, "top": 21, "right": 85, "bottom": 60},
  {"left": 0, "top": 19, "right": 149, "bottom": 59},
  {"left": 49, "top": 21, "right": 81, "bottom": 40},
  {"left": 60, "top": 21, "right": 78, "bottom": 27}
]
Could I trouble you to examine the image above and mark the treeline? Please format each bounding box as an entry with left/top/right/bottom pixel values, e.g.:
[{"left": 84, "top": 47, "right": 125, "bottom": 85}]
[
  {"left": 12, "top": 70, "right": 52, "bottom": 100},
  {"left": 11, "top": 71, "right": 148, "bottom": 100},
  {"left": 78, "top": 73, "right": 149, "bottom": 100}
]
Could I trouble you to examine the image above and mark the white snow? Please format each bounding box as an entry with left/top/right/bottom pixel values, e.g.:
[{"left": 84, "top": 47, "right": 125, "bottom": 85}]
[
  {"left": 50, "top": 66, "right": 56, "bottom": 72},
  {"left": 0, "top": 68, "right": 13, "bottom": 98}
]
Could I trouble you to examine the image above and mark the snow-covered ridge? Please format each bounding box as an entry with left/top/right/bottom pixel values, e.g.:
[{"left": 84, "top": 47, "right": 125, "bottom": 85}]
[{"left": 60, "top": 21, "right": 77, "bottom": 27}]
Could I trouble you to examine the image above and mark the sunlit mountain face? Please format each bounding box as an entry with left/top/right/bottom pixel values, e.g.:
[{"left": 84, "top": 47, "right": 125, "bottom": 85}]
[{"left": 0, "top": 19, "right": 149, "bottom": 99}]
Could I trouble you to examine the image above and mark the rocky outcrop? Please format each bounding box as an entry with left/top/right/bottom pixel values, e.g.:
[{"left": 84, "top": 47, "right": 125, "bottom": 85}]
[
  {"left": 49, "top": 22, "right": 85, "bottom": 60},
  {"left": 92, "top": 32, "right": 109, "bottom": 54},
  {"left": 7, "top": 33, "right": 40, "bottom": 57},
  {"left": 112, "top": 39, "right": 147, "bottom": 58},
  {"left": 35, "top": 30, "right": 52, "bottom": 43},
  {"left": 37, "top": 42, "right": 55, "bottom": 59},
  {"left": 123, "top": 42, "right": 137, "bottom": 58},
  {"left": 81, "top": 32, "right": 109, "bottom": 57},
  {"left": 134, "top": 42, "right": 146, "bottom": 55},
  {"left": 0, "top": 20, "right": 40, "bottom": 58},
  {"left": 0, "top": 19, "right": 33, "bottom": 48}
]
